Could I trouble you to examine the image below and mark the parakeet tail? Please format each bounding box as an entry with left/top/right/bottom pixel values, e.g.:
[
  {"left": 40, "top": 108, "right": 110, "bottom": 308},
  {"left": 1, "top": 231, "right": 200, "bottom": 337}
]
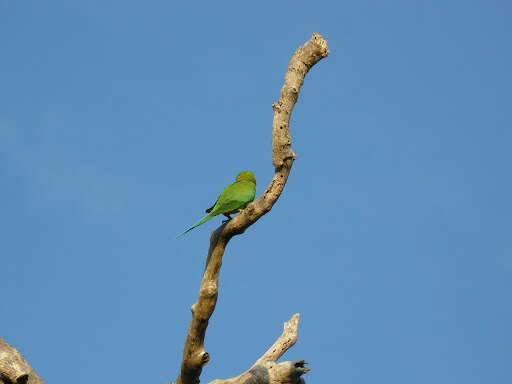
[{"left": 175, "top": 214, "right": 213, "bottom": 238}]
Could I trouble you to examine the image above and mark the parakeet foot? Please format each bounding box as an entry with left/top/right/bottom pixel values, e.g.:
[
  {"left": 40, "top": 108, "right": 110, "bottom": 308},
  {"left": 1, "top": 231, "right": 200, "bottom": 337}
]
[{"left": 221, "top": 214, "right": 233, "bottom": 223}]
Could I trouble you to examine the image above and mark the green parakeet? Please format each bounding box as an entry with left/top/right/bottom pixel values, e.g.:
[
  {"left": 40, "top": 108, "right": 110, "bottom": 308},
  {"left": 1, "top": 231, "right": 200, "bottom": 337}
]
[{"left": 176, "top": 170, "right": 257, "bottom": 237}]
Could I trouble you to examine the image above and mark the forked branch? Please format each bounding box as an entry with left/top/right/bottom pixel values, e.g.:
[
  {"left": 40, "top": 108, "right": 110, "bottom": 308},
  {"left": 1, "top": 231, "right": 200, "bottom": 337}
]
[{"left": 210, "top": 314, "right": 309, "bottom": 384}]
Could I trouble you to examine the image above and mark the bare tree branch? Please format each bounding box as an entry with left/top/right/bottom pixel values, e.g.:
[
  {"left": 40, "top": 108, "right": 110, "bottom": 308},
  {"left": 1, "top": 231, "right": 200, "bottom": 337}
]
[
  {"left": 209, "top": 314, "right": 309, "bottom": 384},
  {"left": 0, "top": 337, "right": 44, "bottom": 384},
  {"left": 175, "top": 33, "right": 329, "bottom": 384},
  {"left": 254, "top": 313, "right": 301, "bottom": 365}
]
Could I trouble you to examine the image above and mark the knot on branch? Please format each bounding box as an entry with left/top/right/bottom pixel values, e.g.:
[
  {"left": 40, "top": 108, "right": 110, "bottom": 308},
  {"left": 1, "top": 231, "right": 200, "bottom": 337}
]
[
  {"left": 266, "top": 360, "right": 309, "bottom": 384},
  {"left": 182, "top": 348, "right": 210, "bottom": 376},
  {"left": 200, "top": 282, "right": 218, "bottom": 299}
]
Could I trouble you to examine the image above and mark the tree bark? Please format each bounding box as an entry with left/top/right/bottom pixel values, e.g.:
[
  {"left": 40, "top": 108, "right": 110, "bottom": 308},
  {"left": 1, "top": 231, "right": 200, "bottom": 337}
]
[{"left": 0, "top": 337, "right": 44, "bottom": 384}]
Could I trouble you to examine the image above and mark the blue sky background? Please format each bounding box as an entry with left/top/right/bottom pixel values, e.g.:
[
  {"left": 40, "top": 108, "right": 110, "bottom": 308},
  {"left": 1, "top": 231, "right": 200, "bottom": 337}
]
[{"left": 1, "top": 1, "right": 511, "bottom": 383}]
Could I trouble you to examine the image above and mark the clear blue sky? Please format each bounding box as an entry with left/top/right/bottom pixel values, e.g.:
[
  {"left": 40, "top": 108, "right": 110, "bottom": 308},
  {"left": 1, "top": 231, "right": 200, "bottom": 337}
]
[{"left": 1, "top": 1, "right": 511, "bottom": 383}]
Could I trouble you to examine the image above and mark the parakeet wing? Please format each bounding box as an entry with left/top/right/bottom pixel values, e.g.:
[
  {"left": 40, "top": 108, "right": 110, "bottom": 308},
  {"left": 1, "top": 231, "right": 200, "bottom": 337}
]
[
  {"left": 205, "top": 201, "right": 216, "bottom": 214},
  {"left": 209, "top": 181, "right": 255, "bottom": 216}
]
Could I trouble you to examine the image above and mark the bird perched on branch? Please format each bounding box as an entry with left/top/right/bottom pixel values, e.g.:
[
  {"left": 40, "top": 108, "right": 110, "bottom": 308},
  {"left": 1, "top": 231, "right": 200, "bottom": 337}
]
[{"left": 176, "top": 170, "right": 257, "bottom": 237}]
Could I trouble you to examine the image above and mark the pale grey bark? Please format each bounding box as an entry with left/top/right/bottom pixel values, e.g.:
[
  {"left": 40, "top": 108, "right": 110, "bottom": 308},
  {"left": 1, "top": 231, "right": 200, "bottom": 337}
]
[{"left": 209, "top": 314, "right": 309, "bottom": 384}]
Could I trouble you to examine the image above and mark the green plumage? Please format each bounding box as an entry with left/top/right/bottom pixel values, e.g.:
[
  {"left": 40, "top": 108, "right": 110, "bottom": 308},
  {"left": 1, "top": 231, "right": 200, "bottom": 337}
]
[{"left": 176, "top": 170, "right": 256, "bottom": 237}]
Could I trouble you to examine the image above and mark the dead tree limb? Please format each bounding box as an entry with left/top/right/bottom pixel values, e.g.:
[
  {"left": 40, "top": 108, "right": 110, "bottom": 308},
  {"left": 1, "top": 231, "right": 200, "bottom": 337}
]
[
  {"left": 175, "top": 33, "right": 329, "bottom": 384},
  {"left": 0, "top": 337, "right": 44, "bottom": 384},
  {"left": 209, "top": 314, "right": 309, "bottom": 384}
]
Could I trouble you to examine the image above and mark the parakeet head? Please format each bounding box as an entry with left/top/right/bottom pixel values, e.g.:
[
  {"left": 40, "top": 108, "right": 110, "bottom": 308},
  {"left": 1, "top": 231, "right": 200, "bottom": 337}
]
[{"left": 236, "top": 170, "right": 256, "bottom": 184}]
